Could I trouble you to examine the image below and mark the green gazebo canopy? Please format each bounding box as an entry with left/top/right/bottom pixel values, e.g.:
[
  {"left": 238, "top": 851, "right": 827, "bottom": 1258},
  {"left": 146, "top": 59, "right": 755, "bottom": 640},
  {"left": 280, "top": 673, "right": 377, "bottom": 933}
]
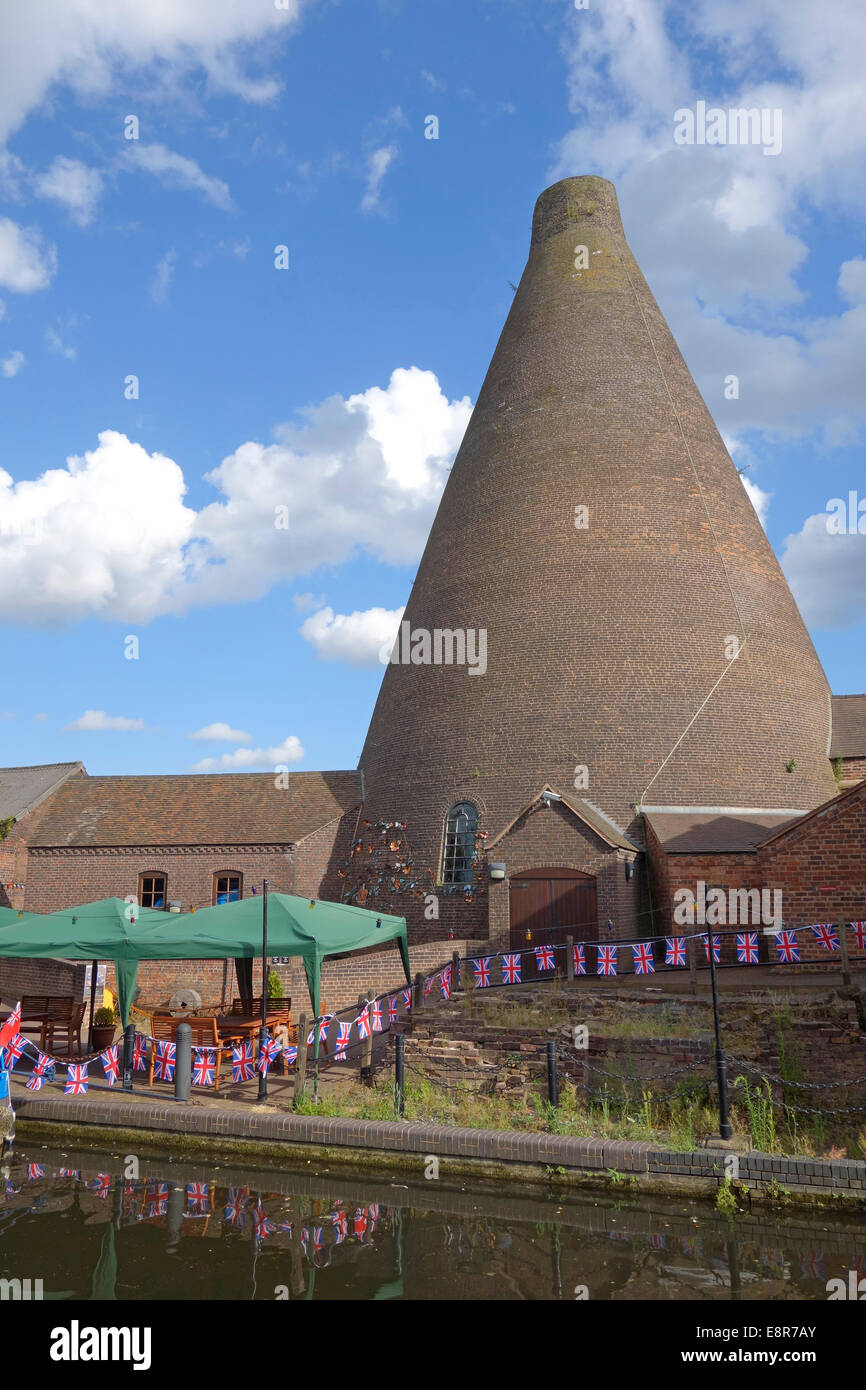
[{"left": 0, "top": 894, "right": 410, "bottom": 1024}]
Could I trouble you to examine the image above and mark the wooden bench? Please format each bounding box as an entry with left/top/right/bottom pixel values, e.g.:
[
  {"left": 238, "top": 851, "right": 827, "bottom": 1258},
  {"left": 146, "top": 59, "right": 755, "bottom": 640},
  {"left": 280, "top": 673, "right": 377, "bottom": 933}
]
[
  {"left": 229, "top": 996, "right": 291, "bottom": 1020},
  {"left": 144, "top": 1015, "right": 242, "bottom": 1092},
  {"left": 17, "top": 995, "right": 85, "bottom": 1053}
]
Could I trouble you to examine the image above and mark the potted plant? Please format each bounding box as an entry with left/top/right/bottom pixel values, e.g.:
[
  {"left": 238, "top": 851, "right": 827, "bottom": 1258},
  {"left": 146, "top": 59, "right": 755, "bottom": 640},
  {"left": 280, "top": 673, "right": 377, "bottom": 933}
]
[
  {"left": 266, "top": 969, "right": 284, "bottom": 1002},
  {"left": 91, "top": 1005, "right": 119, "bottom": 1051}
]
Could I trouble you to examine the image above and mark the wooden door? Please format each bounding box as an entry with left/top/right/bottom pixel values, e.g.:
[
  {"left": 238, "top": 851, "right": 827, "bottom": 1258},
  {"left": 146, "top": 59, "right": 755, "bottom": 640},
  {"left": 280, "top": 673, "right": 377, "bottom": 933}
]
[{"left": 509, "top": 868, "right": 597, "bottom": 950}]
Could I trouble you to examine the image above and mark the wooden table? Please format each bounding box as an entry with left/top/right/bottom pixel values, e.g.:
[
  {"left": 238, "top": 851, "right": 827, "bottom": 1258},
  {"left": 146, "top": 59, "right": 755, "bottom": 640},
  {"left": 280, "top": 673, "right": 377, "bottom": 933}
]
[{"left": 216, "top": 1010, "right": 291, "bottom": 1040}]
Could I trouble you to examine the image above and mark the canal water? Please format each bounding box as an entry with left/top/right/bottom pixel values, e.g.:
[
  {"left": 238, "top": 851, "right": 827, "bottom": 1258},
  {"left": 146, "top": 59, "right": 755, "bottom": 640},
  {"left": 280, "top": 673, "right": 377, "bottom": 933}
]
[{"left": 1, "top": 1141, "right": 864, "bottom": 1300}]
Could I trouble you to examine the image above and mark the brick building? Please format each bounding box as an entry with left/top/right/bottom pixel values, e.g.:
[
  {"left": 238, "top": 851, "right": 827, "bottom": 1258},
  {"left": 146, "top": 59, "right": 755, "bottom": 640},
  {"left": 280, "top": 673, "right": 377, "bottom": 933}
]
[{"left": 2, "top": 176, "right": 864, "bottom": 999}]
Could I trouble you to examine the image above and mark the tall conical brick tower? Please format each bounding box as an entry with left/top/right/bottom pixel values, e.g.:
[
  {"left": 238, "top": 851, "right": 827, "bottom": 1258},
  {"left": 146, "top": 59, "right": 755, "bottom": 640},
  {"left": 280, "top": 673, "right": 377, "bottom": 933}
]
[{"left": 358, "top": 176, "right": 836, "bottom": 942}]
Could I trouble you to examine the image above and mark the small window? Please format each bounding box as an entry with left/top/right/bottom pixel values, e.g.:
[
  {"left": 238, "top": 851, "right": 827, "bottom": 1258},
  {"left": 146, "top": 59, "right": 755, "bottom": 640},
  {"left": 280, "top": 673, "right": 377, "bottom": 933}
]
[
  {"left": 139, "top": 874, "right": 166, "bottom": 910},
  {"left": 214, "top": 873, "right": 242, "bottom": 905},
  {"left": 442, "top": 803, "right": 479, "bottom": 886}
]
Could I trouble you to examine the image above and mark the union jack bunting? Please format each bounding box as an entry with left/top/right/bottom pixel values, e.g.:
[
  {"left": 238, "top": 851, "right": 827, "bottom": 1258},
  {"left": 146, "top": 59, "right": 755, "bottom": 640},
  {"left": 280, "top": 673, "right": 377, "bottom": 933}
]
[
  {"left": 649, "top": 1233, "right": 667, "bottom": 1251},
  {"left": 225, "top": 1188, "right": 247, "bottom": 1228},
  {"left": 252, "top": 1203, "right": 275, "bottom": 1240},
  {"left": 573, "top": 943, "right": 586, "bottom": 976},
  {"left": 851, "top": 922, "right": 866, "bottom": 951},
  {"left": 232, "top": 1040, "right": 255, "bottom": 1083},
  {"left": 5, "top": 1032, "right": 27, "bottom": 1068},
  {"left": 25, "top": 1071, "right": 46, "bottom": 1090},
  {"left": 353, "top": 1207, "right": 368, "bottom": 1241},
  {"left": 736, "top": 932, "right": 759, "bottom": 964},
  {"left": 811, "top": 923, "right": 839, "bottom": 951},
  {"left": 502, "top": 953, "right": 522, "bottom": 984},
  {"left": 402, "top": 988, "right": 412, "bottom": 1010},
  {"left": 146, "top": 1181, "right": 169, "bottom": 1219},
  {"left": 368, "top": 1202, "right": 380, "bottom": 1231},
  {"left": 133, "top": 1035, "right": 147, "bottom": 1070},
  {"left": 306, "top": 1028, "right": 315, "bottom": 1046},
  {"left": 333, "top": 1210, "right": 348, "bottom": 1244},
  {"left": 423, "top": 975, "right": 434, "bottom": 997},
  {"left": 665, "top": 938, "right": 686, "bottom": 967},
  {"left": 319, "top": 1015, "right": 331, "bottom": 1043},
  {"left": 356, "top": 1006, "right": 371, "bottom": 1040},
  {"left": 282, "top": 1045, "right": 298, "bottom": 1067},
  {"left": 4, "top": 1180, "right": 20, "bottom": 1196},
  {"left": 388, "top": 996, "right": 398, "bottom": 1024},
  {"left": 192, "top": 1049, "right": 215, "bottom": 1087},
  {"left": 535, "top": 945, "right": 555, "bottom": 972},
  {"left": 27, "top": 1163, "right": 44, "bottom": 1180},
  {"left": 92, "top": 1174, "right": 111, "bottom": 1200},
  {"left": 775, "top": 929, "right": 799, "bottom": 963},
  {"left": 371, "top": 1000, "right": 383, "bottom": 1031},
  {"left": 59, "top": 1168, "right": 80, "bottom": 1179},
  {"left": 122, "top": 1180, "right": 140, "bottom": 1219},
  {"left": 153, "top": 1040, "right": 176, "bottom": 1082},
  {"left": 335, "top": 1022, "right": 351, "bottom": 1060},
  {"left": 440, "top": 967, "right": 451, "bottom": 1000},
  {"left": 257, "top": 1038, "right": 281, "bottom": 1074},
  {"left": 597, "top": 945, "right": 617, "bottom": 976},
  {"left": 101, "top": 1045, "right": 120, "bottom": 1086},
  {"left": 632, "top": 943, "right": 655, "bottom": 975},
  {"left": 33, "top": 1051, "right": 53, "bottom": 1077},
  {"left": 186, "top": 1182, "right": 210, "bottom": 1215},
  {"left": 473, "top": 957, "right": 491, "bottom": 988},
  {"left": 64, "top": 1063, "right": 89, "bottom": 1095},
  {"left": 702, "top": 934, "right": 721, "bottom": 963}
]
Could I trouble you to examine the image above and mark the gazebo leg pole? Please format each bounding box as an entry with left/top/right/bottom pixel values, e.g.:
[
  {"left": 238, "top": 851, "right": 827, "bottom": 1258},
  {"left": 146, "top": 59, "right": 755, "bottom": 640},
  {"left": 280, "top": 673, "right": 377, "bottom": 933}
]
[{"left": 87, "top": 959, "right": 99, "bottom": 1052}]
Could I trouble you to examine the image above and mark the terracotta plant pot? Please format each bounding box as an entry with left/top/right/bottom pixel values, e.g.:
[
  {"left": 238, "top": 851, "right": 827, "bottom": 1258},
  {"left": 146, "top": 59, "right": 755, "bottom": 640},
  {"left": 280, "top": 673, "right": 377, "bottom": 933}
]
[{"left": 91, "top": 1026, "right": 117, "bottom": 1052}]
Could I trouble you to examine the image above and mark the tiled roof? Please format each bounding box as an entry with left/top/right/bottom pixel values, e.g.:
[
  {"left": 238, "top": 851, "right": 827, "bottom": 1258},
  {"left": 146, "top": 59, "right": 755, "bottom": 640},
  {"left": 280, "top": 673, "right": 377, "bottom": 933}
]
[
  {"left": 830, "top": 695, "right": 866, "bottom": 758},
  {"left": 644, "top": 809, "right": 802, "bottom": 854},
  {"left": 0, "top": 762, "right": 84, "bottom": 823},
  {"left": 25, "top": 771, "right": 361, "bottom": 847}
]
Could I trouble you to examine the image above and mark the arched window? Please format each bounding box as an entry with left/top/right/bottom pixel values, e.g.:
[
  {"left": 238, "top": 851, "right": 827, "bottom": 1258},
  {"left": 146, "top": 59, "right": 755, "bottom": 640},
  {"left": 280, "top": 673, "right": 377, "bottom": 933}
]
[{"left": 442, "top": 803, "right": 479, "bottom": 886}]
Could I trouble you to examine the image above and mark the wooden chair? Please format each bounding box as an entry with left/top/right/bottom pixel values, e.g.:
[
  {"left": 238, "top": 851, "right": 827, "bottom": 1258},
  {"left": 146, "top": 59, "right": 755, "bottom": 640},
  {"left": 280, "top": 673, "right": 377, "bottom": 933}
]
[
  {"left": 145, "top": 1015, "right": 242, "bottom": 1092},
  {"left": 43, "top": 1001, "right": 87, "bottom": 1057}
]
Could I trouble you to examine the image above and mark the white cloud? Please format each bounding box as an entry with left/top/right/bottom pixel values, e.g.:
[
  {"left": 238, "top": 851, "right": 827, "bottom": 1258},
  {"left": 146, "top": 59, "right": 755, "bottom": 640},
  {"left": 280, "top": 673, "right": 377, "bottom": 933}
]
[
  {"left": 32, "top": 156, "right": 103, "bottom": 226},
  {"left": 0, "top": 217, "right": 56, "bottom": 292},
  {"left": 122, "top": 143, "right": 234, "bottom": 210},
  {"left": 292, "top": 591, "right": 326, "bottom": 612},
  {"left": 189, "top": 722, "right": 252, "bottom": 743},
  {"left": 781, "top": 514, "right": 866, "bottom": 630},
  {"left": 741, "top": 476, "right": 771, "bottom": 528},
  {"left": 299, "top": 605, "right": 404, "bottom": 667},
  {"left": 1, "top": 351, "right": 25, "bottom": 378},
  {"left": 189, "top": 734, "right": 304, "bottom": 772},
  {"left": 0, "top": 0, "right": 304, "bottom": 144},
  {"left": 45, "top": 325, "right": 76, "bottom": 359},
  {"left": 64, "top": 709, "right": 145, "bottom": 731},
  {"left": 150, "top": 248, "right": 177, "bottom": 303},
  {"left": 360, "top": 145, "right": 397, "bottom": 213},
  {"left": 0, "top": 368, "right": 471, "bottom": 624}
]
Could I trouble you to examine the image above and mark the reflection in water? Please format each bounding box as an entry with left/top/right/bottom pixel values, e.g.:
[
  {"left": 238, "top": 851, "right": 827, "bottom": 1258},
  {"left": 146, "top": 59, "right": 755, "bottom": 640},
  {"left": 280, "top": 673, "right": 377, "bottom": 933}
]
[{"left": 0, "top": 1144, "right": 864, "bottom": 1300}]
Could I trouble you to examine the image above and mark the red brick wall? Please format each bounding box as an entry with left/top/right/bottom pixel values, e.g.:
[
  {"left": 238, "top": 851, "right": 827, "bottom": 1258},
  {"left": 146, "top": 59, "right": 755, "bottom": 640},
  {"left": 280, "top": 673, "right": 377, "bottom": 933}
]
[
  {"left": 0, "top": 957, "right": 87, "bottom": 1004},
  {"left": 839, "top": 756, "right": 866, "bottom": 782}
]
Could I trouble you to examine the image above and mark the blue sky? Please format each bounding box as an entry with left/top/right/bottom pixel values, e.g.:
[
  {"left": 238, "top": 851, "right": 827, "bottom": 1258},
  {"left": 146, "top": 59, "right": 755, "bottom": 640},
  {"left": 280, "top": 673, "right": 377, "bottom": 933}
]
[{"left": 0, "top": 0, "right": 864, "bottom": 776}]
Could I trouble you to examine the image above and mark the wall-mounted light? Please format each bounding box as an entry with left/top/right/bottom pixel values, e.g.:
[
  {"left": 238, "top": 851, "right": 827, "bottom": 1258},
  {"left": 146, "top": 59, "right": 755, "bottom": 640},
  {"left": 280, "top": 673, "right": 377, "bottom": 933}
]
[{"left": 489, "top": 862, "right": 506, "bottom": 881}]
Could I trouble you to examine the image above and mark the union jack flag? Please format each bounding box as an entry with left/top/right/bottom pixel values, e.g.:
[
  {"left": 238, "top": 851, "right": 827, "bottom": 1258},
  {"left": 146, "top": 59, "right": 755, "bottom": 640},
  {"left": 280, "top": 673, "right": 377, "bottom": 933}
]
[
  {"left": 649, "top": 1232, "right": 667, "bottom": 1250},
  {"left": 851, "top": 922, "right": 866, "bottom": 951},
  {"left": 811, "top": 923, "right": 839, "bottom": 951},
  {"left": 146, "top": 1181, "right": 169, "bottom": 1218},
  {"left": 335, "top": 1022, "right": 351, "bottom": 1060},
  {"left": 402, "top": 988, "right": 412, "bottom": 1010},
  {"left": 92, "top": 1174, "right": 111, "bottom": 1199},
  {"left": 473, "top": 957, "right": 491, "bottom": 988},
  {"left": 101, "top": 1045, "right": 120, "bottom": 1085},
  {"left": 252, "top": 1203, "right": 275, "bottom": 1240},
  {"left": 319, "top": 1015, "right": 331, "bottom": 1042},
  {"left": 632, "top": 942, "right": 654, "bottom": 975},
  {"left": 5, "top": 1032, "right": 27, "bottom": 1068},
  {"left": 33, "top": 1051, "right": 54, "bottom": 1077},
  {"left": 153, "top": 1040, "right": 176, "bottom": 1081},
  {"left": 388, "top": 996, "right": 398, "bottom": 1024},
  {"left": 702, "top": 934, "right": 721, "bottom": 963},
  {"left": 440, "top": 967, "right": 451, "bottom": 1000},
  {"left": 186, "top": 1182, "right": 210, "bottom": 1215},
  {"left": 736, "top": 932, "right": 759, "bottom": 964},
  {"left": 665, "top": 938, "right": 686, "bottom": 967},
  {"left": 775, "top": 929, "right": 799, "bottom": 963},
  {"left": 368, "top": 1202, "right": 380, "bottom": 1231},
  {"left": 535, "top": 945, "right": 555, "bottom": 972},
  {"left": 597, "top": 945, "right": 617, "bottom": 976},
  {"left": 423, "top": 975, "right": 434, "bottom": 997},
  {"left": 573, "top": 943, "right": 586, "bottom": 976},
  {"left": 225, "top": 1187, "right": 247, "bottom": 1227},
  {"left": 306, "top": 1028, "right": 315, "bottom": 1046},
  {"left": 371, "top": 1000, "right": 383, "bottom": 1031},
  {"left": 502, "top": 954, "right": 522, "bottom": 984},
  {"left": 122, "top": 1180, "right": 139, "bottom": 1219},
  {"left": 333, "top": 1210, "right": 348, "bottom": 1244},
  {"left": 353, "top": 1207, "right": 368, "bottom": 1241},
  {"left": 59, "top": 1168, "right": 80, "bottom": 1179},
  {"left": 25, "top": 1072, "right": 46, "bottom": 1090},
  {"left": 282, "top": 1045, "right": 298, "bottom": 1067},
  {"left": 801, "top": 1250, "right": 825, "bottom": 1282},
  {"left": 257, "top": 1038, "right": 280, "bottom": 1074},
  {"left": 356, "top": 1007, "right": 371, "bottom": 1039},
  {"left": 65, "top": 1063, "right": 89, "bottom": 1095},
  {"left": 133, "top": 1035, "right": 147, "bottom": 1070},
  {"left": 27, "top": 1163, "right": 44, "bottom": 1180},
  {"left": 192, "top": 1049, "right": 215, "bottom": 1087},
  {"left": 4, "top": 1180, "right": 20, "bottom": 1196},
  {"left": 232, "top": 1040, "right": 255, "bottom": 1082}
]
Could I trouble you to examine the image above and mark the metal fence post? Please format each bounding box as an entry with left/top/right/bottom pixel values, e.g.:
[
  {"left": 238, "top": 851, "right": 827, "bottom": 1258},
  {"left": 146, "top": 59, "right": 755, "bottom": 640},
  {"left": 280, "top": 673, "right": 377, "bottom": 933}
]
[
  {"left": 174, "top": 1022, "right": 191, "bottom": 1103},
  {"left": 293, "top": 1013, "right": 308, "bottom": 1106},
  {"left": 395, "top": 1032, "right": 405, "bottom": 1117},
  {"left": 546, "top": 1039, "right": 558, "bottom": 1108}
]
